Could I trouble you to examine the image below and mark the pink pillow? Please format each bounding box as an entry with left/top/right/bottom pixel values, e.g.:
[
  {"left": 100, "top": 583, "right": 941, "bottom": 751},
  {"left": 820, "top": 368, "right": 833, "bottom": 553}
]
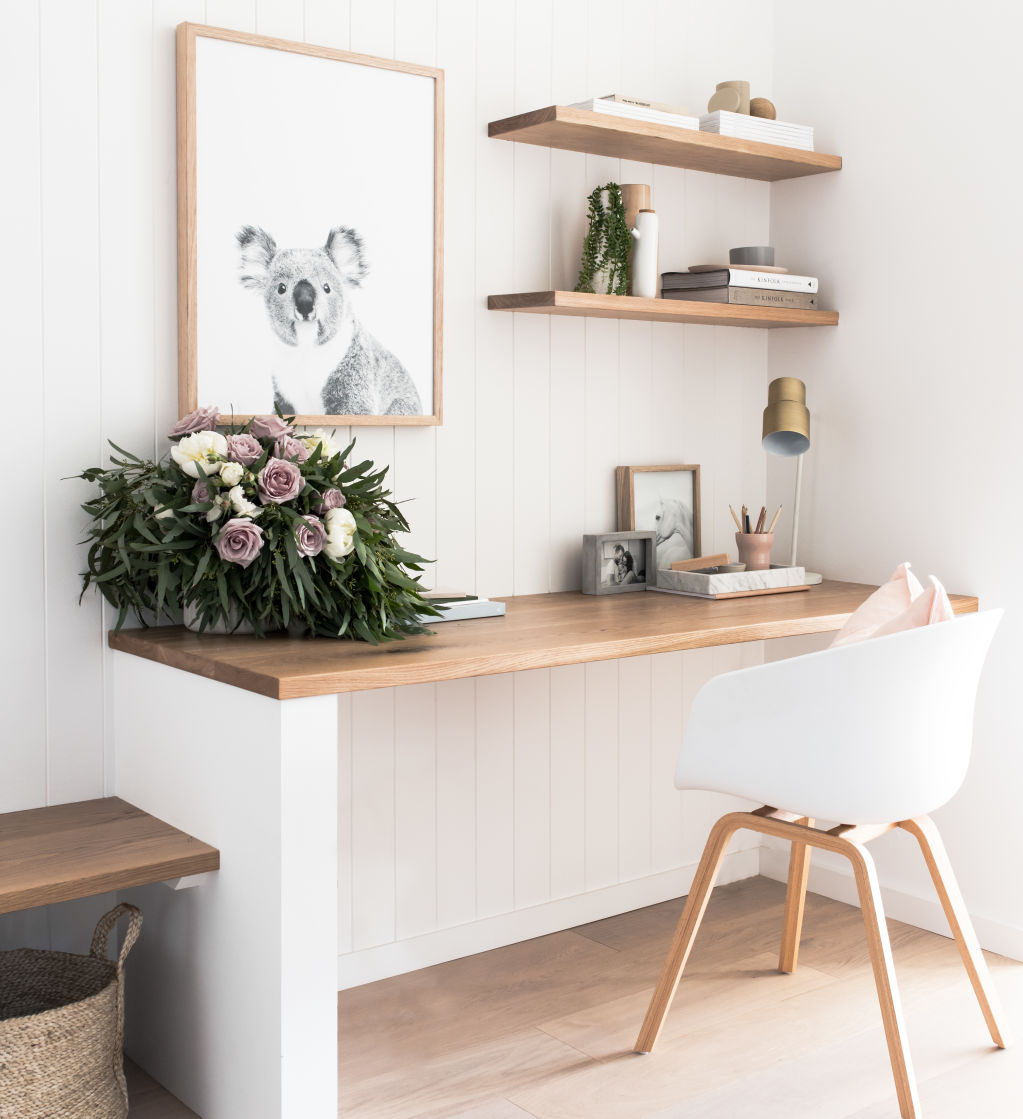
[
  {"left": 869, "top": 576, "right": 955, "bottom": 639},
  {"left": 830, "top": 562, "right": 924, "bottom": 648}
]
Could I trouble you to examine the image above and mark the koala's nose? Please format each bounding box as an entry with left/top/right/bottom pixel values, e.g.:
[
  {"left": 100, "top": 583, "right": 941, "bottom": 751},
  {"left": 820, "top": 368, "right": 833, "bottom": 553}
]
[{"left": 293, "top": 279, "right": 316, "bottom": 319}]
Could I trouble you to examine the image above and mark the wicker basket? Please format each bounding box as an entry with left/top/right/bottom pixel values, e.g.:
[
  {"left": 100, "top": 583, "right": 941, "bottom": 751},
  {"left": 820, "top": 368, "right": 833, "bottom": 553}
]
[{"left": 0, "top": 903, "right": 142, "bottom": 1119}]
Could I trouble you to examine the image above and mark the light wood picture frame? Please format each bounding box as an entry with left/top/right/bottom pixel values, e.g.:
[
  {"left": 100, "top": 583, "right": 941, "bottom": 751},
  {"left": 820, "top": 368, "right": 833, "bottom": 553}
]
[
  {"left": 616, "top": 464, "right": 702, "bottom": 568},
  {"left": 176, "top": 23, "right": 444, "bottom": 427}
]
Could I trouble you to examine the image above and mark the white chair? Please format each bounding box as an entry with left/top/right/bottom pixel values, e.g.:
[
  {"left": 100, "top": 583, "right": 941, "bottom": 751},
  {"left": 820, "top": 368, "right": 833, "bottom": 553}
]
[{"left": 635, "top": 611, "right": 1008, "bottom": 1119}]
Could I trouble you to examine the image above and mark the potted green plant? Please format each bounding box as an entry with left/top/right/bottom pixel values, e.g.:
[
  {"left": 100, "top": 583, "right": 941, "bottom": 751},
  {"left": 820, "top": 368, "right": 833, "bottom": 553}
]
[
  {"left": 77, "top": 407, "right": 439, "bottom": 641},
  {"left": 574, "top": 182, "right": 631, "bottom": 296}
]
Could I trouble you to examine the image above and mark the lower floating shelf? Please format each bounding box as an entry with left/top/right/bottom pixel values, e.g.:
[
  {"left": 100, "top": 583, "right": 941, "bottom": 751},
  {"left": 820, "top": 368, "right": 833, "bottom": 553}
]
[{"left": 488, "top": 290, "right": 839, "bottom": 329}]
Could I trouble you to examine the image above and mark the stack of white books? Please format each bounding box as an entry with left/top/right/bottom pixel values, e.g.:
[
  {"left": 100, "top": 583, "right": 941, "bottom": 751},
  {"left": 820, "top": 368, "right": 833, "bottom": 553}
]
[
  {"left": 570, "top": 98, "right": 699, "bottom": 131},
  {"left": 699, "top": 110, "right": 814, "bottom": 151}
]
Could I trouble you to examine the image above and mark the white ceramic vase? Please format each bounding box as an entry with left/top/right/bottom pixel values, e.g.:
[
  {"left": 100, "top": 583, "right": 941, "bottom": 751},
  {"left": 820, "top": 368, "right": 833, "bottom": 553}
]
[{"left": 630, "top": 209, "right": 659, "bottom": 298}]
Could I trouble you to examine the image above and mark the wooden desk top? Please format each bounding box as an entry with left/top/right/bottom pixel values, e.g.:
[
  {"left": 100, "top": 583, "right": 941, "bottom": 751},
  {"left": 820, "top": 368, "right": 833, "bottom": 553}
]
[{"left": 107, "top": 581, "right": 978, "bottom": 701}]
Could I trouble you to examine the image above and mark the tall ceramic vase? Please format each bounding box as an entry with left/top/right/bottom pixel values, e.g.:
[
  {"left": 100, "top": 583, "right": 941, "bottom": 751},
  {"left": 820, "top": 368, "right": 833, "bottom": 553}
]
[{"left": 631, "top": 209, "right": 659, "bottom": 298}]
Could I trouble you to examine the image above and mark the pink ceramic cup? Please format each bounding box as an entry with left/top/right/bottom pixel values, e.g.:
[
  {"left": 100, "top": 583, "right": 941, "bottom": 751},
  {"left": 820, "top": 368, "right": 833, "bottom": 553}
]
[{"left": 735, "top": 532, "right": 774, "bottom": 571}]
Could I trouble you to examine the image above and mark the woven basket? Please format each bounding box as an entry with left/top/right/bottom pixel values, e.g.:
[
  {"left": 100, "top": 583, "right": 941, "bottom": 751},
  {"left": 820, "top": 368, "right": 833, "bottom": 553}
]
[{"left": 0, "top": 903, "right": 142, "bottom": 1119}]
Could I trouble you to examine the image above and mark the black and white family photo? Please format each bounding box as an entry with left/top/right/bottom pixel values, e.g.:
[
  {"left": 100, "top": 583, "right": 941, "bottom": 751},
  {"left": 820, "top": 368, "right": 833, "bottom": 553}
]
[{"left": 601, "top": 540, "right": 647, "bottom": 587}]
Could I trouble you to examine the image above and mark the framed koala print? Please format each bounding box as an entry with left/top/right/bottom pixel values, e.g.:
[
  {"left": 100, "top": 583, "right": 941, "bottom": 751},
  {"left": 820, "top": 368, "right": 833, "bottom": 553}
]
[{"left": 176, "top": 23, "right": 443, "bottom": 426}]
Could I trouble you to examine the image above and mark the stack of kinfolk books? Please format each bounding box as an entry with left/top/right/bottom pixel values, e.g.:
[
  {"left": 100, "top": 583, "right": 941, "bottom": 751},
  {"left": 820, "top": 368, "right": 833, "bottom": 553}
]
[
  {"left": 660, "top": 267, "right": 820, "bottom": 309},
  {"left": 570, "top": 94, "right": 699, "bottom": 131},
  {"left": 700, "top": 110, "right": 814, "bottom": 151}
]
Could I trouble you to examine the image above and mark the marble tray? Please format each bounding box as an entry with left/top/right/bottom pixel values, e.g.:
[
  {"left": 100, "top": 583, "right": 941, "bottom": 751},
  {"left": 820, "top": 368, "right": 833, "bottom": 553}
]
[{"left": 654, "top": 564, "right": 807, "bottom": 599}]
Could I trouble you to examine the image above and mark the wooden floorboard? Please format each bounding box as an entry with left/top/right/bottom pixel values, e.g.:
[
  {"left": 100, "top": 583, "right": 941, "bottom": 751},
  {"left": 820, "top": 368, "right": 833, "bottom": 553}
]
[{"left": 130, "top": 876, "right": 1023, "bottom": 1117}]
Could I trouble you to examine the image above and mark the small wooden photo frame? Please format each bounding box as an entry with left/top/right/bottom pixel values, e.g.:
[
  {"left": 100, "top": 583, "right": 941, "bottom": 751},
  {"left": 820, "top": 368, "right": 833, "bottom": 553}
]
[
  {"left": 581, "top": 531, "right": 656, "bottom": 595},
  {"left": 616, "top": 464, "right": 702, "bottom": 570}
]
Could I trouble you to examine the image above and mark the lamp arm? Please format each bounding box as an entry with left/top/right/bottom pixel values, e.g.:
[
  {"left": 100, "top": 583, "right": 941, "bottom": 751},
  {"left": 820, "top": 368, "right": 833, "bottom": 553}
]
[{"left": 791, "top": 453, "right": 804, "bottom": 567}]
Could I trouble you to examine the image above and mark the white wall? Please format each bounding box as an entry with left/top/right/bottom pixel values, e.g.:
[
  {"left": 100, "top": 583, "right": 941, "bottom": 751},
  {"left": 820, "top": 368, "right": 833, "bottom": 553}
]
[
  {"left": 767, "top": 0, "right": 1023, "bottom": 957},
  {"left": 1, "top": 0, "right": 781, "bottom": 971}
]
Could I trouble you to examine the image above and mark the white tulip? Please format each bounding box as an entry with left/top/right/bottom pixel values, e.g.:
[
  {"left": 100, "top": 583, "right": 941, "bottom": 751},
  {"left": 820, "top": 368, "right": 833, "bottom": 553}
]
[
  {"left": 220, "top": 461, "right": 244, "bottom": 487},
  {"left": 324, "top": 506, "right": 357, "bottom": 559},
  {"left": 171, "top": 430, "right": 228, "bottom": 478}
]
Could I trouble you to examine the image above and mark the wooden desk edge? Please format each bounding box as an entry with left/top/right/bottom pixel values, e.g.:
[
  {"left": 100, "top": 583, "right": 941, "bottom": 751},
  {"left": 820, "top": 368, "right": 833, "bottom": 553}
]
[{"left": 108, "top": 591, "right": 980, "bottom": 701}]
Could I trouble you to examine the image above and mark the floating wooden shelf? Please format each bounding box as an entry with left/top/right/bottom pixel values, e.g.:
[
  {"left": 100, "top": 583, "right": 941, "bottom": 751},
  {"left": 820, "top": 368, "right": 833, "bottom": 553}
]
[
  {"left": 488, "top": 290, "right": 838, "bottom": 329},
  {"left": 0, "top": 797, "right": 220, "bottom": 914},
  {"left": 488, "top": 105, "right": 841, "bottom": 181}
]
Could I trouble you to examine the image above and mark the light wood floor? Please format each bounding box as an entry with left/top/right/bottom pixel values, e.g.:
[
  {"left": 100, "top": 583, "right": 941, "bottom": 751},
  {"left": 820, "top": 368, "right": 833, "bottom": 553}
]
[{"left": 131, "top": 876, "right": 1023, "bottom": 1117}]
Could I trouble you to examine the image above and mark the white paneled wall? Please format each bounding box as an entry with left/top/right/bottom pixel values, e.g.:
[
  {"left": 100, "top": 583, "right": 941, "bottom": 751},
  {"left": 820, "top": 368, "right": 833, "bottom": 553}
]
[{"left": 2, "top": 0, "right": 777, "bottom": 975}]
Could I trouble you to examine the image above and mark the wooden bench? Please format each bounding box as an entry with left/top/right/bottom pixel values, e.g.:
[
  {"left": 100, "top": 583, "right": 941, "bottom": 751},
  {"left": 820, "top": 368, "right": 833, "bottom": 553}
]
[{"left": 0, "top": 797, "right": 220, "bottom": 914}]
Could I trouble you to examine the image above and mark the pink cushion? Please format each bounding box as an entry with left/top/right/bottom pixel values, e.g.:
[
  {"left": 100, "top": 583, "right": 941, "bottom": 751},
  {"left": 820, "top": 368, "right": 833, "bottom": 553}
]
[
  {"left": 870, "top": 576, "right": 955, "bottom": 639},
  {"left": 830, "top": 562, "right": 925, "bottom": 648}
]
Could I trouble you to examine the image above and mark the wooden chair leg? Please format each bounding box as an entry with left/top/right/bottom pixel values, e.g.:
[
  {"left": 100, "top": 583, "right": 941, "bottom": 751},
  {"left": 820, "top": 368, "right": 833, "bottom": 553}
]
[
  {"left": 899, "top": 815, "right": 1010, "bottom": 1048},
  {"left": 844, "top": 838, "right": 921, "bottom": 1119},
  {"left": 779, "top": 816, "right": 813, "bottom": 973},
  {"left": 634, "top": 814, "right": 739, "bottom": 1053}
]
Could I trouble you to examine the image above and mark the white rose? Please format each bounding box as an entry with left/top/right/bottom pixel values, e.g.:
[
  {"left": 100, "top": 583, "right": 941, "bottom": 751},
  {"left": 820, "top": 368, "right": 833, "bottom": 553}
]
[
  {"left": 228, "top": 485, "right": 260, "bottom": 518},
  {"left": 220, "top": 461, "right": 244, "bottom": 487},
  {"left": 205, "top": 499, "right": 227, "bottom": 523},
  {"left": 154, "top": 505, "right": 176, "bottom": 520},
  {"left": 324, "top": 506, "right": 357, "bottom": 559},
  {"left": 300, "top": 428, "right": 336, "bottom": 456},
  {"left": 171, "top": 430, "right": 228, "bottom": 478}
]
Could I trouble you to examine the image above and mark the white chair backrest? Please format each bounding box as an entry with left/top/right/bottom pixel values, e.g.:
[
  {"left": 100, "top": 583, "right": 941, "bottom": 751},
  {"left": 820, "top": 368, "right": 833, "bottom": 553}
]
[{"left": 677, "top": 611, "right": 1002, "bottom": 824}]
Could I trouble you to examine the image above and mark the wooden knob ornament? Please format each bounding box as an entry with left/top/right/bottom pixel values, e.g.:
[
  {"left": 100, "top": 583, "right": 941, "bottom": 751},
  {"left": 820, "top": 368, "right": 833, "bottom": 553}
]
[{"left": 750, "top": 97, "right": 777, "bottom": 119}]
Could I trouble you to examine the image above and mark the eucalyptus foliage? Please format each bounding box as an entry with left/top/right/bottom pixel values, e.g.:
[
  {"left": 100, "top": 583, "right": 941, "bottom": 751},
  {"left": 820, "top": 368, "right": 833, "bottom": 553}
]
[
  {"left": 573, "top": 182, "right": 631, "bottom": 296},
  {"left": 77, "top": 414, "right": 439, "bottom": 641}
]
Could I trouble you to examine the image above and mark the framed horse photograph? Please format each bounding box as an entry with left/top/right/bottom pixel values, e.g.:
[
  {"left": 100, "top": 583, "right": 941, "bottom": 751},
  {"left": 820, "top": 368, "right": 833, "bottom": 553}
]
[{"left": 616, "top": 465, "right": 701, "bottom": 570}]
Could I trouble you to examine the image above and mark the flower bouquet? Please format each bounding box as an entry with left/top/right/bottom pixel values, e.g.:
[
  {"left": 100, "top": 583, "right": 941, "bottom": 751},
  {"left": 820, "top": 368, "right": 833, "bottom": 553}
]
[{"left": 78, "top": 406, "right": 438, "bottom": 640}]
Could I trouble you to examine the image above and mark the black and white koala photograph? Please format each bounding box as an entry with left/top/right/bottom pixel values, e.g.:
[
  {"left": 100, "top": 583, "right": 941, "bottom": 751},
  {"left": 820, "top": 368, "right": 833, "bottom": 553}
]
[{"left": 188, "top": 33, "right": 440, "bottom": 423}]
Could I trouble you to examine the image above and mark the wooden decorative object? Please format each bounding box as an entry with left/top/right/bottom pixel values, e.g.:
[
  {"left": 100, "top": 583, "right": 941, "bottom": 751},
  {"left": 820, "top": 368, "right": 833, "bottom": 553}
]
[
  {"left": 750, "top": 97, "right": 777, "bottom": 119},
  {"left": 619, "top": 184, "right": 651, "bottom": 229},
  {"left": 669, "top": 553, "right": 729, "bottom": 572},
  {"left": 177, "top": 23, "right": 444, "bottom": 427},
  {"left": 487, "top": 290, "right": 839, "bottom": 329},
  {"left": 616, "top": 464, "right": 701, "bottom": 568}
]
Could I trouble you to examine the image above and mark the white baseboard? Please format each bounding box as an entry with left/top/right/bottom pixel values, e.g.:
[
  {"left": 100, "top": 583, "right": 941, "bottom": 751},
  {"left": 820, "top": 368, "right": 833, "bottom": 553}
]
[
  {"left": 759, "top": 846, "right": 1023, "bottom": 963},
  {"left": 338, "top": 847, "right": 759, "bottom": 989}
]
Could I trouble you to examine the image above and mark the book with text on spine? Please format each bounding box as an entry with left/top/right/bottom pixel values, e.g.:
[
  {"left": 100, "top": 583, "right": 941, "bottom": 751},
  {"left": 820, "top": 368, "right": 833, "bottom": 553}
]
[
  {"left": 661, "top": 287, "right": 819, "bottom": 309},
  {"left": 661, "top": 268, "right": 819, "bottom": 294}
]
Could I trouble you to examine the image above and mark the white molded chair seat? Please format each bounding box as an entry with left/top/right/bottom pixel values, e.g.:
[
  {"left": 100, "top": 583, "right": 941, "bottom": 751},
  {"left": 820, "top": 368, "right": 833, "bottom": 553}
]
[
  {"left": 635, "top": 610, "right": 1008, "bottom": 1119},
  {"left": 678, "top": 611, "right": 1002, "bottom": 824}
]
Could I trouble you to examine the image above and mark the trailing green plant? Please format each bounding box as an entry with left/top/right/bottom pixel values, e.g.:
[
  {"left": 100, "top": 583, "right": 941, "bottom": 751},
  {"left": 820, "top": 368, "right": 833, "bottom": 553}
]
[
  {"left": 573, "top": 182, "right": 631, "bottom": 296},
  {"left": 76, "top": 406, "right": 440, "bottom": 641}
]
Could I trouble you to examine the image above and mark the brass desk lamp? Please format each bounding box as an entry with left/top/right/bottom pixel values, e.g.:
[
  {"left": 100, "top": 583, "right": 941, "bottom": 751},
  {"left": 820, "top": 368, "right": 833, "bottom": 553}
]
[{"left": 762, "top": 377, "right": 810, "bottom": 567}]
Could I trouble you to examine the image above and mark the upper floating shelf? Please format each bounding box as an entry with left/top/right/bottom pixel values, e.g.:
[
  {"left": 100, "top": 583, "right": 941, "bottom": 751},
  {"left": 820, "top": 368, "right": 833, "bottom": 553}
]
[{"left": 488, "top": 105, "right": 842, "bottom": 182}]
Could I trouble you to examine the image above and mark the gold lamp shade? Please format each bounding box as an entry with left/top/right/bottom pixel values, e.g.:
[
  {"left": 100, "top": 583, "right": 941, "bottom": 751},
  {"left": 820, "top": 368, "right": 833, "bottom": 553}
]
[{"left": 762, "top": 377, "right": 810, "bottom": 457}]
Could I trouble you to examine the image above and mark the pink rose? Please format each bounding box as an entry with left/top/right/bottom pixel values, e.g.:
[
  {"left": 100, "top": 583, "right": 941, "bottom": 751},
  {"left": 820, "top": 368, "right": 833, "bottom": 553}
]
[
  {"left": 273, "top": 434, "right": 311, "bottom": 463},
  {"left": 169, "top": 405, "right": 219, "bottom": 438},
  {"left": 257, "top": 457, "right": 304, "bottom": 504},
  {"left": 191, "top": 480, "right": 211, "bottom": 504},
  {"left": 226, "top": 433, "right": 263, "bottom": 466},
  {"left": 250, "top": 414, "right": 292, "bottom": 439},
  {"left": 294, "top": 515, "right": 327, "bottom": 557},
  {"left": 214, "top": 518, "right": 265, "bottom": 568},
  {"left": 315, "top": 487, "right": 346, "bottom": 514}
]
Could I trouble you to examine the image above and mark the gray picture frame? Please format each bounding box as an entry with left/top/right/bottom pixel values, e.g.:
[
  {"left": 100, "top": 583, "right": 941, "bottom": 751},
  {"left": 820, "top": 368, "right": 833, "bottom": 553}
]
[{"left": 581, "top": 531, "right": 657, "bottom": 595}]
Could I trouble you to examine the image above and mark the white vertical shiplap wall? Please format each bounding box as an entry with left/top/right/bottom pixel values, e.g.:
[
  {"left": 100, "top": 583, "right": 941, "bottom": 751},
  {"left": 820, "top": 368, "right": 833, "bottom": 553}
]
[{"left": 1, "top": 0, "right": 776, "bottom": 972}]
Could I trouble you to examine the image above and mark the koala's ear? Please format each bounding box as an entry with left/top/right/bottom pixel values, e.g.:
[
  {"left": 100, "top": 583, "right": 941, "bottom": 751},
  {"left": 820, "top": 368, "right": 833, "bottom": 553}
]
[
  {"left": 237, "top": 225, "right": 277, "bottom": 289},
  {"left": 324, "top": 226, "right": 367, "bottom": 287}
]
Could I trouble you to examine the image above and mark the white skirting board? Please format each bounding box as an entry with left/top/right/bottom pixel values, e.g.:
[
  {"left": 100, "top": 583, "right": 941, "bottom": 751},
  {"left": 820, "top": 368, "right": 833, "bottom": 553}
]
[
  {"left": 338, "top": 846, "right": 759, "bottom": 989},
  {"left": 759, "top": 845, "right": 1023, "bottom": 964}
]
